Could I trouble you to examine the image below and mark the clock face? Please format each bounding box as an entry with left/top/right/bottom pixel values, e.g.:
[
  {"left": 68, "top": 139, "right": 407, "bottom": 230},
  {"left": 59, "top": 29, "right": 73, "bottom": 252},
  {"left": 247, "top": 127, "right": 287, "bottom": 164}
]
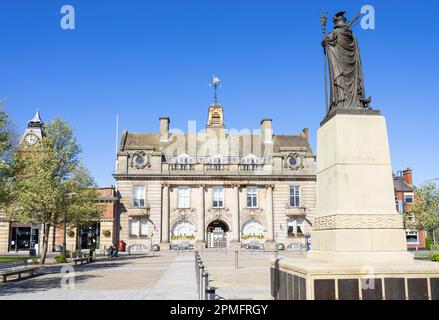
[{"left": 24, "top": 134, "right": 39, "bottom": 146}]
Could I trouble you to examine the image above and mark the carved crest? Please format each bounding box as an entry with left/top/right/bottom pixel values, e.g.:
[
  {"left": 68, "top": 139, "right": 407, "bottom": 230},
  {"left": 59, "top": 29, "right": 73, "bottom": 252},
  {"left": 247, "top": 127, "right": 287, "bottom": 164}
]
[
  {"left": 284, "top": 153, "right": 305, "bottom": 170},
  {"left": 129, "top": 151, "right": 151, "bottom": 169}
]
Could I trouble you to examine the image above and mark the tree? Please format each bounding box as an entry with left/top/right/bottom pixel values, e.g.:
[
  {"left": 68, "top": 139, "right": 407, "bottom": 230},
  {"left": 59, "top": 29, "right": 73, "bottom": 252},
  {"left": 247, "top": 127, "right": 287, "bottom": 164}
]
[
  {"left": 7, "top": 119, "right": 103, "bottom": 264},
  {"left": 406, "top": 182, "right": 439, "bottom": 244},
  {"left": 0, "top": 100, "right": 17, "bottom": 207}
]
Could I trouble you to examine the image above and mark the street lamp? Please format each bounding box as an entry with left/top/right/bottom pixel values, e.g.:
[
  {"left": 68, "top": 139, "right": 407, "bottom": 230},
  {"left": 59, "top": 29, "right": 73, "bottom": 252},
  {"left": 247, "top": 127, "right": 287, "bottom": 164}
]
[{"left": 63, "top": 192, "right": 76, "bottom": 257}]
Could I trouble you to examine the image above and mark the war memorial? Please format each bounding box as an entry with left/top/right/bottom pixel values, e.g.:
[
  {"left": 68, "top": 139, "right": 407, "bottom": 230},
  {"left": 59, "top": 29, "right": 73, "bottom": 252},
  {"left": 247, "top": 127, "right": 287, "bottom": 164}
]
[{"left": 270, "top": 11, "right": 439, "bottom": 300}]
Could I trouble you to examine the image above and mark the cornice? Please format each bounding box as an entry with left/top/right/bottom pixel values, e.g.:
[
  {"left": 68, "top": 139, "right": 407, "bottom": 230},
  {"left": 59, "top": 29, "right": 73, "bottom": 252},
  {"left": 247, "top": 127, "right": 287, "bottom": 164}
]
[{"left": 113, "top": 173, "right": 316, "bottom": 182}]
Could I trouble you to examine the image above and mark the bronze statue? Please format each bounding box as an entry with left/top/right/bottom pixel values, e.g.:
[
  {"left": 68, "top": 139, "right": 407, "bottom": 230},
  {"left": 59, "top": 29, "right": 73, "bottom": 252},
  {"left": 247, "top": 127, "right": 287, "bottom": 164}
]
[{"left": 322, "top": 11, "right": 371, "bottom": 114}]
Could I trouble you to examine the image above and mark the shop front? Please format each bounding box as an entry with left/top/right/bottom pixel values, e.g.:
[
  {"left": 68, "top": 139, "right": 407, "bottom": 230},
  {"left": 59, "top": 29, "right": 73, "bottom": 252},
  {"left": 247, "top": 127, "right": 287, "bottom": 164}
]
[{"left": 9, "top": 223, "right": 40, "bottom": 253}]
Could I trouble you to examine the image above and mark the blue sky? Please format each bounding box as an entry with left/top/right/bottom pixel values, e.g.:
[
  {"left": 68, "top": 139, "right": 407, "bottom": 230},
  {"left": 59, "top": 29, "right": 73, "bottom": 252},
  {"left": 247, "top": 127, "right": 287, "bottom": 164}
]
[{"left": 0, "top": 0, "right": 437, "bottom": 186}]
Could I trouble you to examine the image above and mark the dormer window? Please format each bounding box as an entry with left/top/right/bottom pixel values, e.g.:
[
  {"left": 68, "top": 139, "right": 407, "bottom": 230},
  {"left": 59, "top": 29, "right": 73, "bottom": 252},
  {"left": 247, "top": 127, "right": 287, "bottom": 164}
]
[
  {"left": 175, "top": 153, "right": 193, "bottom": 164},
  {"left": 241, "top": 154, "right": 260, "bottom": 164},
  {"left": 210, "top": 154, "right": 227, "bottom": 164}
]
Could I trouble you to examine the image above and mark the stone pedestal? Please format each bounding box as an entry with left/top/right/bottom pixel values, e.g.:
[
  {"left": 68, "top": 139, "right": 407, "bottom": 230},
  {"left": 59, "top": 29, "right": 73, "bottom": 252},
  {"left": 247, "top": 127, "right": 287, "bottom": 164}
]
[
  {"left": 271, "top": 111, "right": 439, "bottom": 300},
  {"left": 195, "top": 241, "right": 206, "bottom": 250}
]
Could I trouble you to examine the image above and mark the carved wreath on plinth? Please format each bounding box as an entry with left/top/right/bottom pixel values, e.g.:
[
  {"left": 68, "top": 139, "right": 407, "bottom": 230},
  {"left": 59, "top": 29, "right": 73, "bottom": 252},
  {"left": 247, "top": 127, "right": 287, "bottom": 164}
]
[
  {"left": 129, "top": 151, "right": 151, "bottom": 169},
  {"left": 284, "top": 153, "right": 305, "bottom": 170}
]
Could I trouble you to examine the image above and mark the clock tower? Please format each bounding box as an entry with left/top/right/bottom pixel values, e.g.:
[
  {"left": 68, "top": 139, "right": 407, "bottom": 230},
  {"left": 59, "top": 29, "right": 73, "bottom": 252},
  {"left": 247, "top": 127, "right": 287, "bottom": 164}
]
[{"left": 19, "top": 109, "right": 44, "bottom": 150}]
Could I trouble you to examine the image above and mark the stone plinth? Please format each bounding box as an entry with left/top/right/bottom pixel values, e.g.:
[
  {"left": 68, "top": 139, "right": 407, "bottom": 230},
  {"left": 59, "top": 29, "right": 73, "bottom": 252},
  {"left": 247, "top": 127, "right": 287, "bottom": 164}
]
[{"left": 307, "top": 112, "right": 412, "bottom": 264}]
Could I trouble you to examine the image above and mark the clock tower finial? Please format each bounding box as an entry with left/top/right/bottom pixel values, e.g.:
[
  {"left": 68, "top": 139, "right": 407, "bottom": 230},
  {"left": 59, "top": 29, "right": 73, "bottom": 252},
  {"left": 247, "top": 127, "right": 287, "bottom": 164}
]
[{"left": 209, "top": 76, "right": 221, "bottom": 105}]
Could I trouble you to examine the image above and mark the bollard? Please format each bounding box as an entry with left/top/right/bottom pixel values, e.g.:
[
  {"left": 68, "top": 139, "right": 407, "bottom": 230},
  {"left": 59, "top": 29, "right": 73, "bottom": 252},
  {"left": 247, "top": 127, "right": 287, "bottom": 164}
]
[
  {"left": 199, "top": 265, "right": 205, "bottom": 300},
  {"left": 235, "top": 251, "right": 238, "bottom": 269},
  {"left": 202, "top": 272, "right": 209, "bottom": 300},
  {"left": 275, "top": 250, "right": 278, "bottom": 260},
  {"left": 206, "top": 286, "right": 216, "bottom": 301}
]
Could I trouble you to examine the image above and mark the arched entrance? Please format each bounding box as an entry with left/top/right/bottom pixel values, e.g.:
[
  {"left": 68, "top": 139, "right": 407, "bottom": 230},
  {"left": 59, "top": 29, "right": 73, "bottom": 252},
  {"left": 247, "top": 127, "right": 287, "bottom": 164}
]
[{"left": 206, "top": 220, "right": 229, "bottom": 248}]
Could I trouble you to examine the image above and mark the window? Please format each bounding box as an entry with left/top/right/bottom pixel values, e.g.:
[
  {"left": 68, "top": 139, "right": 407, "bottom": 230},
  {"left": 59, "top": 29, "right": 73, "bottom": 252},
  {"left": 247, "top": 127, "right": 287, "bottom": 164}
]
[
  {"left": 405, "top": 193, "right": 414, "bottom": 204},
  {"left": 247, "top": 186, "right": 258, "bottom": 208},
  {"left": 289, "top": 186, "right": 301, "bottom": 207},
  {"left": 133, "top": 185, "right": 145, "bottom": 208},
  {"left": 176, "top": 153, "right": 192, "bottom": 164},
  {"left": 129, "top": 217, "right": 149, "bottom": 237},
  {"left": 406, "top": 230, "right": 419, "bottom": 243},
  {"left": 287, "top": 218, "right": 305, "bottom": 237},
  {"left": 406, "top": 212, "right": 415, "bottom": 222},
  {"left": 178, "top": 186, "right": 190, "bottom": 208},
  {"left": 171, "top": 220, "right": 195, "bottom": 237},
  {"left": 212, "top": 186, "right": 224, "bottom": 208},
  {"left": 242, "top": 154, "right": 259, "bottom": 164},
  {"left": 210, "top": 155, "right": 226, "bottom": 164}
]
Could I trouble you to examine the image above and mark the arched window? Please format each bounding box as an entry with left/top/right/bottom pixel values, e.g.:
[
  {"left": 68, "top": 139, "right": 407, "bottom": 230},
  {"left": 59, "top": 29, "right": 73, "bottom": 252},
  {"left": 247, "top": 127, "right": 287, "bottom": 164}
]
[
  {"left": 241, "top": 219, "right": 264, "bottom": 237},
  {"left": 171, "top": 220, "right": 195, "bottom": 237},
  {"left": 211, "top": 112, "right": 221, "bottom": 125}
]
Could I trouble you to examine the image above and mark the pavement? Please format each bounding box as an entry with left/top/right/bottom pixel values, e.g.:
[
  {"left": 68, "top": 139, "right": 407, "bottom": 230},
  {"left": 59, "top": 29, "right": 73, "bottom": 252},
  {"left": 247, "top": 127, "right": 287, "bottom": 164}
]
[
  {"left": 0, "top": 253, "right": 197, "bottom": 300},
  {"left": 0, "top": 250, "right": 304, "bottom": 300}
]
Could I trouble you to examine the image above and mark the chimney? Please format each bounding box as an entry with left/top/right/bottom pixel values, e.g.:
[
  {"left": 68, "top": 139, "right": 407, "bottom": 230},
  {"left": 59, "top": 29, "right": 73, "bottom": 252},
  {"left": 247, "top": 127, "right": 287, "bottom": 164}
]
[
  {"left": 160, "top": 117, "right": 170, "bottom": 142},
  {"left": 260, "top": 119, "right": 273, "bottom": 144},
  {"left": 403, "top": 168, "right": 413, "bottom": 185},
  {"left": 302, "top": 128, "right": 309, "bottom": 143}
]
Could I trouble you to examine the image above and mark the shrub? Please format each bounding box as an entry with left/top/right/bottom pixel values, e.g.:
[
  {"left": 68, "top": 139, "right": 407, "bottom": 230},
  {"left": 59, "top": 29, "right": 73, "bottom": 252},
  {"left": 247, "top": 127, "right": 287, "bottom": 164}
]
[
  {"left": 426, "top": 237, "right": 431, "bottom": 250},
  {"left": 65, "top": 250, "right": 71, "bottom": 258},
  {"left": 55, "top": 255, "right": 68, "bottom": 264},
  {"left": 431, "top": 254, "right": 439, "bottom": 262}
]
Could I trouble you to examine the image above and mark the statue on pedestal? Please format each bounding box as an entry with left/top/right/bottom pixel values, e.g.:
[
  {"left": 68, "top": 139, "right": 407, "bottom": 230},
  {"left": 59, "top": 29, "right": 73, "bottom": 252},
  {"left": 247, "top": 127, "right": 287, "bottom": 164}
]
[{"left": 322, "top": 11, "right": 371, "bottom": 114}]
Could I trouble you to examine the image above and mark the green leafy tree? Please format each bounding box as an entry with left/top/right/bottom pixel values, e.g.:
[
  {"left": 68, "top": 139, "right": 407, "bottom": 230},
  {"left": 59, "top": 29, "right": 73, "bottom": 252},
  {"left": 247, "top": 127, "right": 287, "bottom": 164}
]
[
  {"left": 0, "top": 100, "right": 17, "bottom": 207},
  {"left": 7, "top": 119, "right": 103, "bottom": 264},
  {"left": 406, "top": 183, "right": 439, "bottom": 243}
]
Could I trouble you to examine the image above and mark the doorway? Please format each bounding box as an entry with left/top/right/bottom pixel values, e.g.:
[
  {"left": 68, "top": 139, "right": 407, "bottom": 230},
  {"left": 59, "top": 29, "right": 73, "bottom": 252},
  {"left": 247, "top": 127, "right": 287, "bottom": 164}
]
[
  {"left": 206, "top": 220, "right": 229, "bottom": 248},
  {"left": 78, "top": 222, "right": 100, "bottom": 250}
]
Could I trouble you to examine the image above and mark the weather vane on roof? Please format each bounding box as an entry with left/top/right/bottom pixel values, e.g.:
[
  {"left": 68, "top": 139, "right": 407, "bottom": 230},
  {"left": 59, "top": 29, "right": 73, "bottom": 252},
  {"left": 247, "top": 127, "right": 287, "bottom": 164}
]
[{"left": 209, "top": 75, "right": 221, "bottom": 105}]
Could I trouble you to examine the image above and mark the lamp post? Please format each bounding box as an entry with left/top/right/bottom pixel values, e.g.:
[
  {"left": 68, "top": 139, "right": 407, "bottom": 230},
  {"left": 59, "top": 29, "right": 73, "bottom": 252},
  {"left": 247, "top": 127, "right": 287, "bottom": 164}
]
[{"left": 63, "top": 192, "right": 76, "bottom": 257}]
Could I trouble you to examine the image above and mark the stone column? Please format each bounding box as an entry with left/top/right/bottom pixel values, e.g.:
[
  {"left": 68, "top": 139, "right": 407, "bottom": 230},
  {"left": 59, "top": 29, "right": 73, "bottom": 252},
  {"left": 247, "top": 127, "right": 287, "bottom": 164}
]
[
  {"left": 230, "top": 184, "right": 241, "bottom": 249},
  {"left": 196, "top": 185, "right": 205, "bottom": 249},
  {"left": 161, "top": 184, "right": 170, "bottom": 249},
  {"left": 265, "top": 185, "right": 275, "bottom": 250}
]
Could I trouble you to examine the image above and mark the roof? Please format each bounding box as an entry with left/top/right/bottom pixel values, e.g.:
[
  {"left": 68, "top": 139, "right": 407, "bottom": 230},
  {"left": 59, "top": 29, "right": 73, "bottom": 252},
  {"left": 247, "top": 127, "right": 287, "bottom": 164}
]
[
  {"left": 393, "top": 176, "right": 414, "bottom": 192},
  {"left": 119, "top": 131, "right": 313, "bottom": 157}
]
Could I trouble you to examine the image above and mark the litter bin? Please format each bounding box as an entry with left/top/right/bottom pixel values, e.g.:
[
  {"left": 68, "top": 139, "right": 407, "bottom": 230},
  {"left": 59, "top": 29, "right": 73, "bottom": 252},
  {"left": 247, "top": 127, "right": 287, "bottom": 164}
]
[
  {"left": 153, "top": 244, "right": 160, "bottom": 252},
  {"left": 29, "top": 249, "right": 36, "bottom": 257},
  {"left": 277, "top": 243, "right": 285, "bottom": 251}
]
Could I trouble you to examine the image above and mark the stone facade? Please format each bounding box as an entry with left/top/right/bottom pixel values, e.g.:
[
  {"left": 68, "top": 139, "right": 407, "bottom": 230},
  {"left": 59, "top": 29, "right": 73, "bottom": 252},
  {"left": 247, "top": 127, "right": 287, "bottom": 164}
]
[{"left": 114, "top": 103, "right": 316, "bottom": 251}]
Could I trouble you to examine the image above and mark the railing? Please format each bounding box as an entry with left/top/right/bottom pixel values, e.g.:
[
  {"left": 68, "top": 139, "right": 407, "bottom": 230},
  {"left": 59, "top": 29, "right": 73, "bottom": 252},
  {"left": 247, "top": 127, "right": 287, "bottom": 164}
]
[
  {"left": 238, "top": 164, "right": 263, "bottom": 171},
  {"left": 204, "top": 164, "right": 230, "bottom": 171},
  {"left": 170, "top": 163, "right": 195, "bottom": 171},
  {"left": 194, "top": 251, "right": 216, "bottom": 300}
]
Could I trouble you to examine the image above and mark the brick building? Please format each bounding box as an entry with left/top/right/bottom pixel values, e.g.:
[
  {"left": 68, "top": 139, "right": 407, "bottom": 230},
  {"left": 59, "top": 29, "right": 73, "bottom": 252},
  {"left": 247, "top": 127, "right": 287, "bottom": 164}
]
[{"left": 394, "top": 168, "right": 426, "bottom": 250}]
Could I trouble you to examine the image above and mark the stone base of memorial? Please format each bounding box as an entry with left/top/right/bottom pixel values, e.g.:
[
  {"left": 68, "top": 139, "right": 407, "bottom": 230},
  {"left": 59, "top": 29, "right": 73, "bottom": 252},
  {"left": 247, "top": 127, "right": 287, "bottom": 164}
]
[{"left": 270, "top": 110, "right": 439, "bottom": 300}]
